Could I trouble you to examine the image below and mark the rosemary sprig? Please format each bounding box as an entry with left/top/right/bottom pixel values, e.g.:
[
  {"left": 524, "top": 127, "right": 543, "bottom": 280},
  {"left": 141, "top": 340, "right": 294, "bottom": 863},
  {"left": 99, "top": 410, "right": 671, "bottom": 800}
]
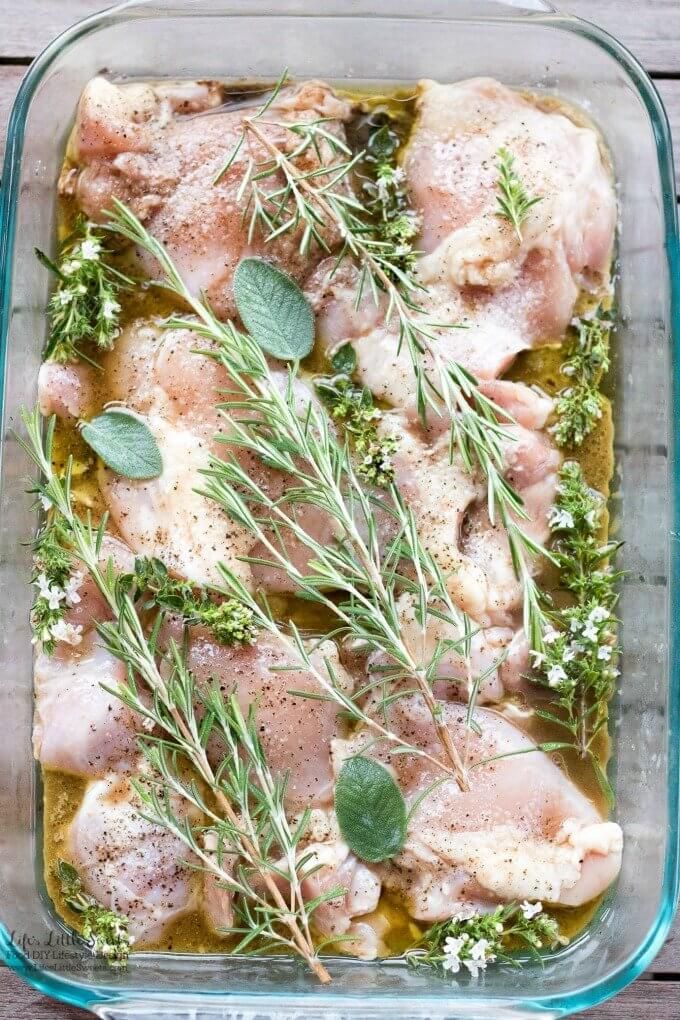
[
  {"left": 207, "top": 85, "right": 554, "bottom": 653},
  {"left": 406, "top": 901, "right": 560, "bottom": 978},
  {"left": 20, "top": 408, "right": 334, "bottom": 984},
  {"left": 37, "top": 219, "right": 132, "bottom": 364},
  {"left": 532, "top": 462, "right": 620, "bottom": 802},
  {"left": 552, "top": 309, "right": 612, "bottom": 448},
  {"left": 56, "top": 860, "right": 132, "bottom": 967},
  {"left": 494, "top": 147, "right": 543, "bottom": 243},
  {"left": 129, "top": 556, "right": 259, "bottom": 645},
  {"left": 105, "top": 201, "right": 477, "bottom": 788}
]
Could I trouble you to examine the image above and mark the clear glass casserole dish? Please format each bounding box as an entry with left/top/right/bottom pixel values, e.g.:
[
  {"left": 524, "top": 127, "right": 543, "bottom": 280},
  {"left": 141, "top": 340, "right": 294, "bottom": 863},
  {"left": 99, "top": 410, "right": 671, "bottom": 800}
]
[{"left": 0, "top": 0, "right": 678, "bottom": 1016}]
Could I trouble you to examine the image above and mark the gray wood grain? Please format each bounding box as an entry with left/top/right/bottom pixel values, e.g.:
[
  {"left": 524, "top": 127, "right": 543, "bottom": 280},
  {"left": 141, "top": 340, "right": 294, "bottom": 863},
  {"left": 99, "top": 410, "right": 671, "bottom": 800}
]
[
  {"left": 0, "top": 0, "right": 678, "bottom": 71},
  {"left": 0, "top": 65, "right": 29, "bottom": 163},
  {"left": 559, "top": 0, "right": 680, "bottom": 72}
]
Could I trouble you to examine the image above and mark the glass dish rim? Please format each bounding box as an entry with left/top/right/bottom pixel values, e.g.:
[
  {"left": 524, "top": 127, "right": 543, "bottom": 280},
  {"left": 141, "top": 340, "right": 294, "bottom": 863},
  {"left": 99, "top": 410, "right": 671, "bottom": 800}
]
[{"left": 0, "top": 2, "right": 678, "bottom": 1015}]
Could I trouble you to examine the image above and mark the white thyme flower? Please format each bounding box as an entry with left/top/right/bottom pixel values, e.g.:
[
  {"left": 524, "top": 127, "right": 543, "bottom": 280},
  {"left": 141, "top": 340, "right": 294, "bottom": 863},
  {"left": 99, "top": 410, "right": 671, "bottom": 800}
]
[
  {"left": 57, "top": 289, "right": 76, "bottom": 306},
  {"left": 101, "top": 297, "right": 120, "bottom": 321},
  {"left": 563, "top": 645, "right": 577, "bottom": 663},
  {"left": 39, "top": 494, "right": 53, "bottom": 511},
  {"left": 62, "top": 259, "right": 81, "bottom": 276},
  {"left": 36, "top": 574, "right": 66, "bottom": 611},
  {"left": 585, "top": 508, "right": 598, "bottom": 529},
  {"left": 589, "top": 606, "right": 609, "bottom": 624},
  {"left": 547, "top": 664, "right": 567, "bottom": 688},
  {"left": 582, "top": 622, "right": 598, "bottom": 642},
  {"left": 451, "top": 905, "right": 477, "bottom": 923},
  {"left": 64, "top": 571, "right": 84, "bottom": 607},
  {"left": 597, "top": 644, "right": 613, "bottom": 661},
  {"left": 543, "top": 626, "right": 561, "bottom": 645},
  {"left": 569, "top": 617, "right": 581, "bottom": 633},
  {"left": 549, "top": 507, "right": 574, "bottom": 530},
  {"left": 530, "top": 650, "right": 546, "bottom": 668},
  {"left": 80, "top": 238, "right": 101, "bottom": 261},
  {"left": 441, "top": 935, "right": 465, "bottom": 974},
  {"left": 50, "top": 619, "right": 83, "bottom": 646},
  {"left": 520, "top": 900, "right": 543, "bottom": 920},
  {"left": 463, "top": 939, "right": 494, "bottom": 978}
]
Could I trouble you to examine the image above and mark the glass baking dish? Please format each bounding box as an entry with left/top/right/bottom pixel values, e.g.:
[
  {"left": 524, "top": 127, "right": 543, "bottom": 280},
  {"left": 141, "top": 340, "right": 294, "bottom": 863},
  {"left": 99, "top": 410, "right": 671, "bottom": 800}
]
[{"left": 0, "top": 0, "right": 678, "bottom": 1016}]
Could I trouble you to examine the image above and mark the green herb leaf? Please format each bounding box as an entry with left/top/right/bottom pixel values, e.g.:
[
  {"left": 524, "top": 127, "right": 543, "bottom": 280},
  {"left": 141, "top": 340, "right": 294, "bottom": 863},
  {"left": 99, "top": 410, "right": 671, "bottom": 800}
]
[
  {"left": 233, "top": 258, "right": 314, "bottom": 361},
  {"left": 80, "top": 410, "right": 162, "bottom": 480},
  {"left": 335, "top": 756, "right": 407, "bottom": 862},
  {"left": 331, "top": 343, "right": 357, "bottom": 375}
]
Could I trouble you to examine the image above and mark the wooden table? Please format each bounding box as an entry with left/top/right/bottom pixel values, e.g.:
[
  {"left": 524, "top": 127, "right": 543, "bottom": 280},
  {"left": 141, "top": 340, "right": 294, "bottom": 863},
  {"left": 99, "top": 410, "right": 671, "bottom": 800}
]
[{"left": 1, "top": 1, "right": 679, "bottom": 1016}]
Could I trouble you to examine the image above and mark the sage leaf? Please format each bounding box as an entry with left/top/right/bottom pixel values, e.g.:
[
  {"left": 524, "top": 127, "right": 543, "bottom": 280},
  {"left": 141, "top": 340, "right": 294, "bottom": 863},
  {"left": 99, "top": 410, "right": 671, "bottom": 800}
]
[
  {"left": 80, "top": 410, "right": 162, "bottom": 480},
  {"left": 334, "top": 756, "right": 407, "bottom": 863},
  {"left": 234, "top": 257, "right": 314, "bottom": 361},
  {"left": 331, "top": 342, "right": 357, "bottom": 375}
]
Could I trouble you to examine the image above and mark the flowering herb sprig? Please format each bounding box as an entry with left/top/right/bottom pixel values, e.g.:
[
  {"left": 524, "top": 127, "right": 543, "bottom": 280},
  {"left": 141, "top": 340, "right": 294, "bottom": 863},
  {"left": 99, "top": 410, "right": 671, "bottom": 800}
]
[
  {"left": 128, "top": 556, "right": 259, "bottom": 645},
  {"left": 56, "top": 860, "right": 132, "bottom": 967},
  {"left": 315, "top": 343, "right": 399, "bottom": 487},
  {"left": 406, "top": 902, "right": 560, "bottom": 978},
  {"left": 361, "top": 123, "right": 420, "bottom": 279},
  {"left": 36, "top": 219, "right": 132, "bottom": 364},
  {"left": 494, "top": 146, "right": 543, "bottom": 242},
  {"left": 31, "top": 515, "right": 83, "bottom": 653},
  {"left": 552, "top": 308, "right": 612, "bottom": 448},
  {"left": 533, "top": 461, "right": 621, "bottom": 801}
]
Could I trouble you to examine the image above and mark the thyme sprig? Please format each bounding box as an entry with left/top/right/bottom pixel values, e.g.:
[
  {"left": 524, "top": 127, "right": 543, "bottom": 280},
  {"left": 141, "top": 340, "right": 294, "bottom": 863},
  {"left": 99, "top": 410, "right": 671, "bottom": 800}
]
[
  {"left": 532, "top": 462, "right": 620, "bottom": 802},
  {"left": 494, "top": 146, "right": 543, "bottom": 243},
  {"left": 56, "top": 860, "right": 132, "bottom": 967},
  {"left": 406, "top": 901, "right": 560, "bottom": 978},
  {"left": 315, "top": 344, "right": 399, "bottom": 488},
  {"left": 30, "top": 514, "right": 84, "bottom": 653},
  {"left": 105, "top": 201, "right": 478, "bottom": 788},
  {"left": 129, "top": 556, "right": 259, "bottom": 646},
  {"left": 361, "top": 123, "right": 420, "bottom": 279},
  {"left": 37, "top": 219, "right": 132, "bottom": 364},
  {"left": 206, "top": 83, "right": 554, "bottom": 652},
  {"left": 552, "top": 308, "right": 612, "bottom": 448},
  {"left": 21, "top": 408, "right": 334, "bottom": 984}
]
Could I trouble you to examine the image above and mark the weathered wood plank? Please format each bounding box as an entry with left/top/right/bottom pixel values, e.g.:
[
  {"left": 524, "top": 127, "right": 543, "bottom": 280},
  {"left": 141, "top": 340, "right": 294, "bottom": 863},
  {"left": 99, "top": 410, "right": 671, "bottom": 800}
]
[
  {"left": 0, "top": 969, "right": 88, "bottom": 1019},
  {"left": 560, "top": 0, "right": 680, "bottom": 73},
  {"left": 655, "top": 79, "right": 680, "bottom": 189},
  {"left": 0, "top": 2, "right": 104, "bottom": 58},
  {"left": 0, "top": 65, "right": 29, "bottom": 163},
  {"left": 0, "top": 0, "right": 678, "bottom": 73}
]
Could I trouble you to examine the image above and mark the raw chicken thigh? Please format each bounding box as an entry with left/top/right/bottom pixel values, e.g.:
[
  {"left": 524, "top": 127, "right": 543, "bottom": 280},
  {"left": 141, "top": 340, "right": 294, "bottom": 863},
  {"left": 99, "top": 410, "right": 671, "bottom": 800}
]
[
  {"left": 97, "top": 320, "right": 338, "bottom": 593},
  {"left": 69, "top": 773, "right": 194, "bottom": 942},
  {"left": 182, "top": 629, "right": 353, "bottom": 808},
  {"left": 334, "top": 696, "right": 622, "bottom": 920},
  {"left": 408, "top": 78, "right": 616, "bottom": 333},
  {"left": 62, "top": 77, "right": 352, "bottom": 318},
  {"left": 33, "top": 535, "right": 143, "bottom": 776},
  {"left": 33, "top": 633, "right": 143, "bottom": 776}
]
